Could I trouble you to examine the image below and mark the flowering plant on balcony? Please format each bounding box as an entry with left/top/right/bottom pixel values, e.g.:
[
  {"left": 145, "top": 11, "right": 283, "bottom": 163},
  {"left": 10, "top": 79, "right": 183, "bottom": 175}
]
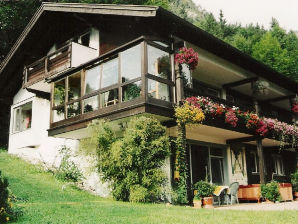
[
  {"left": 175, "top": 96, "right": 298, "bottom": 146},
  {"left": 175, "top": 101, "right": 205, "bottom": 125},
  {"left": 292, "top": 102, "right": 298, "bottom": 113},
  {"left": 225, "top": 109, "right": 238, "bottom": 127},
  {"left": 175, "top": 47, "right": 199, "bottom": 70}
]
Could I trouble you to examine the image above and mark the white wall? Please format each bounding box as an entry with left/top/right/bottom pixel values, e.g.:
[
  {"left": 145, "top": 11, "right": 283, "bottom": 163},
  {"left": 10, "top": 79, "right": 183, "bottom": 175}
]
[
  {"left": 71, "top": 42, "right": 98, "bottom": 67},
  {"left": 8, "top": 88, "right": 110, "bottom": 197}
]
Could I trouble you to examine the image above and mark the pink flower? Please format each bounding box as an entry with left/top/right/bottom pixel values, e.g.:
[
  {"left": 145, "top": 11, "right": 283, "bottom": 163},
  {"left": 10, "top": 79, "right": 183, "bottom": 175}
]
[
  {"left": 175, "top": 47, "right": 199, "bottom": 70},
  {"left": 292, "top": 103, "right": 298, "bottom": 113},
  {"left": 225, "top": 109, "right": 238, "bottom": 127}
]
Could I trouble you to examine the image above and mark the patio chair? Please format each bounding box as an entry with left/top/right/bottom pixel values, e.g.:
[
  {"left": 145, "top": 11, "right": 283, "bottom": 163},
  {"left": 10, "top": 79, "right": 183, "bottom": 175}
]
[{"left": 227, "top": 182, "right": 239, "bottom": 205}]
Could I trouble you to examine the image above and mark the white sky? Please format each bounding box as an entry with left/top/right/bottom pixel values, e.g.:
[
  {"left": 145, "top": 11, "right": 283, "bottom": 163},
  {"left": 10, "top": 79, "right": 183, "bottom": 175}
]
[{"left": 193, "top": 0, "right": 298, "bottom": 31}]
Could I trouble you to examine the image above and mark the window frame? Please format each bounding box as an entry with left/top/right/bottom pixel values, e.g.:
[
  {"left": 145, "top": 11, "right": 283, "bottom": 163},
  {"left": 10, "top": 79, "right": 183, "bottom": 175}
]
[
  {"left": 12, "top": 101, "right": 33, "bottom": 134},
  {"left": 272, "top": 154, "right": 285, "bottom": 176}
]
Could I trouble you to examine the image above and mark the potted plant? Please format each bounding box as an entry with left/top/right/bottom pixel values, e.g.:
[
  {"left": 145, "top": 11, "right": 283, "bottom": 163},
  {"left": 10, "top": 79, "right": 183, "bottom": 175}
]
[
  {"left": 290, "top": 170, "right": 298, "bottom": 200},
  {"left": 261, "top": 181, "right": 281, "bottom": 203},
  {"left": 194, "top": 180, "right": 216, "bottom": 208}
]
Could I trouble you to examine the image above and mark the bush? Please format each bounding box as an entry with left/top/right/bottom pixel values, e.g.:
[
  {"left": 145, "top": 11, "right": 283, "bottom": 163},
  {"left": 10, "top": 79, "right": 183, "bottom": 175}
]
[
  {"left": 81, "top": 116, "right": 170, "bottom": 202},
  {"left": 0, "top": 171, "right": 23, "bottom": 223},
  {"left": 194, "top": 180, "right": 216, "bottom": 198},
  {"left": 291, "top": 170, "right": 298, "bottom": 192},
  {"left": 55, "top": 146, "right": 83, "bottom": 183},
  {"left": 261, "top": 181, "right": 280, "bottom": 202}
]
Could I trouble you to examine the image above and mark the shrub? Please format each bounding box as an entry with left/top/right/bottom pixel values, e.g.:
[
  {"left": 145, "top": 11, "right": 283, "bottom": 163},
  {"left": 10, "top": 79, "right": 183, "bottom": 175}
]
[
  {"left": 290, "top": 170, "right": 298, "bottom": 192},
  {"left": 0, "top": 170, "right": 10, "bottom": 223},
  {"left": 129, "top": 185, "right": 148, "bottom": 203},
  {"left": 0, "top": 171, "right": 23, "bottom": 223},
  {"left": 261, "top": 181, "right": 280, "bottom": 202},
  {"left": 55, "top": 146, "right": 83, "bottom": 183},
  {"left": 81, "top": 116, "right": 170, "bottom": 202},
  {"left": 194, "top": 180, "right": 216, "bottom": 198}
]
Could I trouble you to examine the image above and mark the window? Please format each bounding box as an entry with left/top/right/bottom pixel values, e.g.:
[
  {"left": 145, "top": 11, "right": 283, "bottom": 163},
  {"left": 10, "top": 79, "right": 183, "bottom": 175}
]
[
  {"left": 190, "top": 145, "right": 226, "bottom": 186},
  {"left": 101, "top": 58, "right": 118, "bottom": 88},
  {"left": 147, "top": 45, "right": 170, "bottom": 79},
  {"left": 68, "top": 72, "right": 81, "bottom": 101},
  {"left": 83, "top": 96, "right": 99, "bottom": 113},
  {"left": 100, "top": 89, "right": 119, "bottom": 107},
  {"left": 148, "top": 79, "right": 170, "bottom": 101},
  {"left": 249, "top": 152, "right": 259, "bottom": 173},
  {"left": 181, "top": 63, "right": 192, "bottom": 88},
  {"left": 273, "top": 155, "right": 284, "bottom": 175},
  {"left": 121, "top": 44, "right": 141, "bottom": 83},
  {"left": 13, "top": 102, "right": 32, "bottom": 133},
  {"left": 85, "top": 65, "right": 100, "bottom": 94},
  {"left": 122, "top": 81, "right": 141, "bottom": 102},
  {"left": 54, "top": 79, "right": 65, "bottom": 106}
]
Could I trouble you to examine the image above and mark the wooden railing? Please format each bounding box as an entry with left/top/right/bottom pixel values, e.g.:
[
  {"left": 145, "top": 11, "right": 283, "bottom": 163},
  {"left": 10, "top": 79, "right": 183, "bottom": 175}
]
[{"left": 24, "top": 43, "right": 71, "bottom": 86}]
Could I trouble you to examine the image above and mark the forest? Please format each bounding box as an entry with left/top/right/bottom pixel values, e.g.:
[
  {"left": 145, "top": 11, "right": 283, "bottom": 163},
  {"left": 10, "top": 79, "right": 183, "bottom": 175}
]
[{"left": 0, "top": 0, "right": 297, "bottom": 81}]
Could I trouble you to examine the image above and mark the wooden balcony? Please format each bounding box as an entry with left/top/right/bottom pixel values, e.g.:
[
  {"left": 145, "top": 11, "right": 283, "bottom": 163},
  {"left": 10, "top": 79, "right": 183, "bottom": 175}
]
[
  {"left": 24, "top": 43, "right": 71, "bottom": 87},
  {"left": 23, "top": 42, "right": 98, "bottom": 88}
]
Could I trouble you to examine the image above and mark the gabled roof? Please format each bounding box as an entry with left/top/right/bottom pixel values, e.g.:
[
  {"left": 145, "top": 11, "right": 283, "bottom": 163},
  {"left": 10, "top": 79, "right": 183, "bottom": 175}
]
[{"left": 0, "top": 2, "right": 297, "bottom": 96}]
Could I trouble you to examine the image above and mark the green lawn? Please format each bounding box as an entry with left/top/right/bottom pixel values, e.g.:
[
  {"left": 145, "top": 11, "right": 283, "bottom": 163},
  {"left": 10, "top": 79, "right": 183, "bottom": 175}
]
[{"left": 0, "top": 150, "right": 297, "bottom": 224}]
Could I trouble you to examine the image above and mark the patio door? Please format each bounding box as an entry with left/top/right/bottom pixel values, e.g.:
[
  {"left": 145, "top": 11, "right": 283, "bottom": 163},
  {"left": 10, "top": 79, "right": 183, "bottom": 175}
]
[
  {"left": 210, "top": 157, "right": 224, "bottom": 185},
  {"left": 190, "top": 144, "right": 226, "bottom": 186}
]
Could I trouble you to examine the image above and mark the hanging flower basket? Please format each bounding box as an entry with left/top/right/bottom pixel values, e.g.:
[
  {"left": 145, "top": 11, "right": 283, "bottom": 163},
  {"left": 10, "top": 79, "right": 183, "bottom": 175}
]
[
  {"left": 175, "top": 47, "right": 199, "bottom": 70},
  {"left": 252, "top": 81, "right": 270, "bottom": 95}
]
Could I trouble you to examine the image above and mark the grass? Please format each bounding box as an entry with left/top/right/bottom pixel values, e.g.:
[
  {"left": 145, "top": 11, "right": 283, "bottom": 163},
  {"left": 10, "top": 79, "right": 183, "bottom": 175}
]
[{"left": 0, "top": 149, "right": 297, "bottom": 224}]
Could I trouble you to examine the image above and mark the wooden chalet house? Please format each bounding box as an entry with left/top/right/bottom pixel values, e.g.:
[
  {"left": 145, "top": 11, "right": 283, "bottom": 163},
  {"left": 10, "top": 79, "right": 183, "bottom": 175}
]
[{"left": 0, "top": 3, "right": 297, "bottom": 199}]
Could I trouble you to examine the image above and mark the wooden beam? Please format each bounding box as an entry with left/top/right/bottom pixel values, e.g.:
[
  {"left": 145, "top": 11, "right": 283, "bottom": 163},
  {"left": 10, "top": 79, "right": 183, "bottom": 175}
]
[
  {"left": 262, "top": 94, "right": 295, "bottom": 104},
  {"left": 226, "top": 136, "right": 261, "bottom": 144},
  {"left": 264, "top": 145, "right": 295, "bottom": 150},
  {"left": 223, "top": 77, "right": 258, "bottom": 89}
]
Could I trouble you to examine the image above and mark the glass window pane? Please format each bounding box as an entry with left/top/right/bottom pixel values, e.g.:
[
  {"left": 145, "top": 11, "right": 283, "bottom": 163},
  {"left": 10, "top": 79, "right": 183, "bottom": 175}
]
[
  {"left": 148, "top": 45, "right": 170, "bottom": 79},
  {"left": 147, "top": 79, "right": 171, "bottom": 102},
  {"left": 181, "top": 63, "right": 192, "bottom": 88},
  {"left": 100, "top": 89, "right": 119, "bottom": 108},
  {"left": 211, "top": 158, "right": 224, "bottom": 185},
  {"left": 121, "top": 44, "right": 141, "bottom": 83},
  {"left": 83, "top": 96, "right": 99, "bottom": 113},
  {"left": 67, "top": 102, "right": 80, "bottom": 118},
  {"left": 13, "top": 102, "right": 32, "bottom": 132},
  {"left": 101, "top": 58, "right": 118, "bottom": 88},
  {"left": 85, "top": 65, "right": 100, "bottom": 94},
  {"left": 53, "top": 107, "right": 65, "bottom": 122},
  {"left": 122, "top": 81, "right": 141, "bottom": 102},
  {"left": 68, "top": 72, "right": 81, "bottom": 101},
  {"left": 54, "top": 79, "right": 65, "bottom": 106}
]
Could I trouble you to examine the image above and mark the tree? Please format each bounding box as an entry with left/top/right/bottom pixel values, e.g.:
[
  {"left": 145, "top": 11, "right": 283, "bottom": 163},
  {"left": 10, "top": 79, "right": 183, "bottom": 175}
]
[{"left": 252, "top": 32, "right": 289, "bottom": 74}]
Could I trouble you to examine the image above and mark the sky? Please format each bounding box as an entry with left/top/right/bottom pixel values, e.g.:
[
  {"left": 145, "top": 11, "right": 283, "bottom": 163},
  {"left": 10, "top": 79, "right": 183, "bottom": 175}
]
[{"left": 193, "top": 0, "right": 298, "bottom": 31}]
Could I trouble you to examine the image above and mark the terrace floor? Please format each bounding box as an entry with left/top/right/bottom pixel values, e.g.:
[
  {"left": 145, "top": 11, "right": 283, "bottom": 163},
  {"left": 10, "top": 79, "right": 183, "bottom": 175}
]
[{"left": 215, "top": 201, "right": 298, "bottom": 211}]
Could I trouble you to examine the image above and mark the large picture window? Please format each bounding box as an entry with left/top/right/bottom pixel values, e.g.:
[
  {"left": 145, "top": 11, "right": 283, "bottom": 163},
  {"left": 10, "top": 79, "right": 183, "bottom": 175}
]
[
  {"left": 13, "top": 102, "right": 32, "bottom": 133},
  {"left": 51, "top": 37, "right": 173, "bottom": 123}
]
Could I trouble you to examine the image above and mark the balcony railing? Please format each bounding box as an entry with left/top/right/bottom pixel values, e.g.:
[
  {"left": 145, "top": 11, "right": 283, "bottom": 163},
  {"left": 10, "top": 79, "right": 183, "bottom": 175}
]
[
  {"left": 23, "top": 41, "right": 98, "bottom": 87},
  {"left": 24, "top": 43, "right": 71, "bottom": 86}
]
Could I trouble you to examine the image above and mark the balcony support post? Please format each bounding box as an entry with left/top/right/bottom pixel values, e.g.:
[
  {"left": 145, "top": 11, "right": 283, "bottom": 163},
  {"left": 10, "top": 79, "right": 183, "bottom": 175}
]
[{"left": 253, "top": 97, "right": 266, "bottom": 184}]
